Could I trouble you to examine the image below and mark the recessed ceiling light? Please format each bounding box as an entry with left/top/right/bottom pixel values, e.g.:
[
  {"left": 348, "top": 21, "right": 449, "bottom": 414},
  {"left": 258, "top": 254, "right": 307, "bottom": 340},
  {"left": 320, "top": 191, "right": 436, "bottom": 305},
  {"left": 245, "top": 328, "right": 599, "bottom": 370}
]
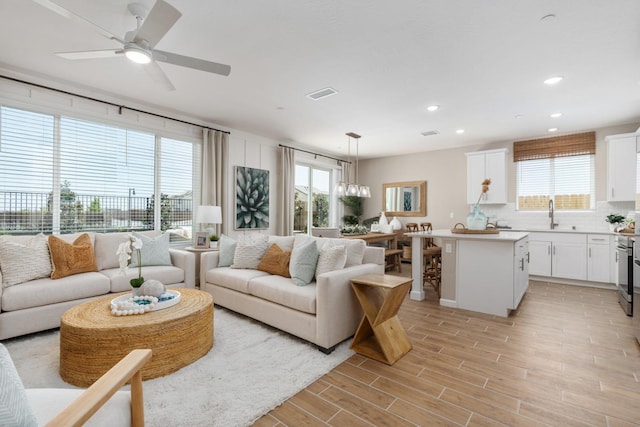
[
  {"left": 427, "top": 105, "right": 440, "bottom": 112},
  {"left": 540, "top": 14, "right": 556, "bottom": 22},
  {"left": 544, "top": 76, "right": 564, "bottom": 85},
  {"left": 550, "top": 112, "right": 562, "bottom": 118},
  {"left": 515, "top": 114, "right": 524, "bottom": 119},
  {"left": 456, "top": 129, "right": 465, "bottom": 134},
  {"left": 548, "top": 127, "right": 559, "bottom": 132}
]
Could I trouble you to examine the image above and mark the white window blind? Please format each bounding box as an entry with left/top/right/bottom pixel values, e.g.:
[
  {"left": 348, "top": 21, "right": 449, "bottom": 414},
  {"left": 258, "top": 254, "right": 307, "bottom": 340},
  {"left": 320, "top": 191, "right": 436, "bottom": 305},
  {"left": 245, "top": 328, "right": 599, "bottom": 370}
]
[
  {"left": 0, "top": 105, "right": 196, "bottom": 240},
  {"left": 0, "top": 106, "right": 54, "bottom": 233},
  {"left": 517, "top": 155, "right": 595, "bottom": 210}
]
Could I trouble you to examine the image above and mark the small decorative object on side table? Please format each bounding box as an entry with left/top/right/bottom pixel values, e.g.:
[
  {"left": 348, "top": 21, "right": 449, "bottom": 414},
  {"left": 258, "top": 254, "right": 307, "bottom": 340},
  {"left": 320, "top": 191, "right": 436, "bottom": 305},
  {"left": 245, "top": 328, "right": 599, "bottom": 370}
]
[{"left": 349, "top": 273, "right": 412, "bottom": 365}]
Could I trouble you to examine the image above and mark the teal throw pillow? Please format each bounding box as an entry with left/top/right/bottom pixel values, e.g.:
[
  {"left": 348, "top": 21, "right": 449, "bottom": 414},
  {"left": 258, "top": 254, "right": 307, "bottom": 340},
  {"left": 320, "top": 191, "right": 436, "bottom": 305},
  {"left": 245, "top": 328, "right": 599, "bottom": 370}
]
[
  {"left": 0, "top": 344, "right": 38, "bottom": 427},
  {"left": 219, "top": 234, "right": 237, "bottom": 267},
  {"left": 130, "top": 232, "right": 172, "bottom": 267},
  {"left": 289, "top": 238, "right": 320, "bottom": 286}
]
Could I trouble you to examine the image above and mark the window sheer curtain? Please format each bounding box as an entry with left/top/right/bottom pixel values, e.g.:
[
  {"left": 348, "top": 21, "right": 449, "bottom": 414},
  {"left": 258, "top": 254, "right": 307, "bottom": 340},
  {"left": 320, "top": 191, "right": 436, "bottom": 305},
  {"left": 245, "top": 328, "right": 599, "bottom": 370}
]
[
  {"left": 279, "top": 146, "right": 295, "bottom": 236},
  {"left": 201, "top": 129, "right": 229, "bottom": 235}
]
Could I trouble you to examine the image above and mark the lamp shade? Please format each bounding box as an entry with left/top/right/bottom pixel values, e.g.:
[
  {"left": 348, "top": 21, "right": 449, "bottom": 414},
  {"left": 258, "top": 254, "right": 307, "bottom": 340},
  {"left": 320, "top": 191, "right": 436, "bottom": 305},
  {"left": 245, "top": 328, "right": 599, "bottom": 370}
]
[{"left": 196, "top": 205, "right": 222, "bottom": 224}]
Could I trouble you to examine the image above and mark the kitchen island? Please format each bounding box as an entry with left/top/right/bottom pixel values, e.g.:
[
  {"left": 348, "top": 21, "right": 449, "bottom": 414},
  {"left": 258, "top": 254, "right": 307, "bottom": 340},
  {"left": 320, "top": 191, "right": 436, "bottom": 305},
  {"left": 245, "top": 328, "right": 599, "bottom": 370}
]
[{"left": 406, "top": 230, "right": 529, "bottom": 317}]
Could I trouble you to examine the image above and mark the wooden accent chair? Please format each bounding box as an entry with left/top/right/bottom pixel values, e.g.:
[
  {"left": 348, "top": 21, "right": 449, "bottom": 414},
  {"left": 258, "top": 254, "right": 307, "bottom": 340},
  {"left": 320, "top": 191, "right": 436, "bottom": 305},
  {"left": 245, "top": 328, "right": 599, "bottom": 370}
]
[{"left": 0, "top": 345, "right": 152, "bottom": 427}]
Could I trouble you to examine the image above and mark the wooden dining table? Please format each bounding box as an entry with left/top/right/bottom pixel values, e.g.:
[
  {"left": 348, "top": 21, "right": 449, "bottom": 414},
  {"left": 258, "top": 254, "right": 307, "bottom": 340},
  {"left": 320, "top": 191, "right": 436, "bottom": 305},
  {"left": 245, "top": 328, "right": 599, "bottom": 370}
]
[{"left": 341, "top": 232, "right": 398, "bottom": 249}]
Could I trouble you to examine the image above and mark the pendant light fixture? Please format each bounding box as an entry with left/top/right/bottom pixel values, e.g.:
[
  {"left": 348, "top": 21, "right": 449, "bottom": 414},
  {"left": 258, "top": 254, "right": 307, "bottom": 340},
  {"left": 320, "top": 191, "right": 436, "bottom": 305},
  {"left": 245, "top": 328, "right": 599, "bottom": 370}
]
[{"left": 345, "top": 132, "right": 371, "bottom": 198}]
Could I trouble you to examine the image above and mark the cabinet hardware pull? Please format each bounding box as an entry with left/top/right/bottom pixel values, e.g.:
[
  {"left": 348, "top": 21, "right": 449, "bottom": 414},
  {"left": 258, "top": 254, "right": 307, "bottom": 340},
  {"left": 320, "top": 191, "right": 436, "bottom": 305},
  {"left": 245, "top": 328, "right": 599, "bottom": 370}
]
[
  {"left": 520, "top": 258, "right": 524, "bottom": 271},
  {"left": 526, "top": 252, "right": 530, "bottom": 263}
]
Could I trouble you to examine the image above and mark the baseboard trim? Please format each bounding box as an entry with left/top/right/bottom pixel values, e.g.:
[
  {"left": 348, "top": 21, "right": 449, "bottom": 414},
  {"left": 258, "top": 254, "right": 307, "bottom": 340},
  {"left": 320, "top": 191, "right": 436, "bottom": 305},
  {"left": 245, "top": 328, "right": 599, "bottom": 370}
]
[{"left": 439, "top": 298, "right": 457, "bottom": 308}]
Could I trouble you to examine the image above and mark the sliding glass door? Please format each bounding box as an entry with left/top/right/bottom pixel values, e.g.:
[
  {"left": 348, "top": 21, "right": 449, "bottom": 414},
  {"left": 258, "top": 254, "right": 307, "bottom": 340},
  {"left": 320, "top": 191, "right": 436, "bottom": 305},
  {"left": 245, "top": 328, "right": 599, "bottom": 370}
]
[{"left": 294, "top": 164, "right": 332, "bottom": 234}]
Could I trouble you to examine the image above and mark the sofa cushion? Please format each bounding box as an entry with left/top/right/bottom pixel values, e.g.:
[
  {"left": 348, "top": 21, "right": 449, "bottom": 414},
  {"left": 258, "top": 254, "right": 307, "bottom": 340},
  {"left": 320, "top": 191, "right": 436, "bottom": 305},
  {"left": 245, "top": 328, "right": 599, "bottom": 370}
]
[
  {"left": 315, "top": 244, "right": 347, "bottom": 278},
  {"left": 94, "top": 232, "right": 130, "bottom": 271},
  {"left": 206, "top": 267, "right": 269, "bottom": 294},
  {"left": 231, "top": 234, "right": 269, "bottom": 269},
  {"left": 0, "top": 344, "right": 38, "bottom": 427},
  {"left": 0, "top": 272, "right": 110, "bottom": 312},
  {"left": 129, "top": 232, "right": 172, "bottom": 267},
  {"left": 48, "top": 233, "right": 98, "bottom": 279},
  {"left": 267, "top": 235, "right": 295, "bottom": 252},
  {"left": 248, "top": 275, "right": 317, "bottom": 314},
  {"left": 257, "top": 244, "right": 291, "bottom": 277},
  {"left": 294, "top": 234, "right": 366, "bottom": 267},
  {"left": 102, "top": 266, "right": 185, "bottom": 293},
  {"left": 289, "top": 238, "right": 319, "bottom": 286},
  {"left": 0, "top": 234, "right": 52, "bottom": 287},
  {"left": 218, "top": 234, "right": 237, "bottom": 267}
]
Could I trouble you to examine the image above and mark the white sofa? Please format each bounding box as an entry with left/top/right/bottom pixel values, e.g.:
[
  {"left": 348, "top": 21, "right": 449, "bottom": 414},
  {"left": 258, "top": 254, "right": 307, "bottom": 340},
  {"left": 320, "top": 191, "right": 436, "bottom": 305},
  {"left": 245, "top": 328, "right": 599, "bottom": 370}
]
[
  {"left": 201, "top": 234, "right": 385, "bottom": 353},
  {"left": 0, "top": 231, "right": 195, "bottom": 340}
]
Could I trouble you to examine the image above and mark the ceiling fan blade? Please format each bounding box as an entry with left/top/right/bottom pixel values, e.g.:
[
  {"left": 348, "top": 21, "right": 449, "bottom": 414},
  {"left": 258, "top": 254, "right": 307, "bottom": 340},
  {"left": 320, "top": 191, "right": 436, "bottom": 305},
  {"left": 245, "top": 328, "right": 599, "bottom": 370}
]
[
  {"left": 56, "top": 49, "right": 121, "bottom": 60},
  {"left": 134, "top": 0, "right": 182, "bottom": 49},
  {"left": 32, "top": 0, "right": 121, "bottom": 43},
  {"left": 143, "top": 61, "right": 176, "bottom": 91},
  {"left": 153, "top": 50, "right": 231, "bottom": 76}
]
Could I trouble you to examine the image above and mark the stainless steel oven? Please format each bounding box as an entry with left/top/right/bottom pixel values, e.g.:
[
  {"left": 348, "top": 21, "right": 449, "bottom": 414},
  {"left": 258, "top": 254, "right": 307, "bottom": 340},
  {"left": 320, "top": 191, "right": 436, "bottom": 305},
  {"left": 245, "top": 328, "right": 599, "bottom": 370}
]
[{"left": 617, "top": 235, "right": 633, "bottom": 316}]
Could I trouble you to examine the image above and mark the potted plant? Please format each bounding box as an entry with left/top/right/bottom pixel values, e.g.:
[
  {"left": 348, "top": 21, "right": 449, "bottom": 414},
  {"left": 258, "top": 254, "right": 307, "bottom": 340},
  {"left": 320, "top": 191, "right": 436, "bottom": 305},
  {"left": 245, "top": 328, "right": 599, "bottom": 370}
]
[
  {"left": 209, "top": 234, "right": 220, "bottom": 249},
  {"left": 606, "top": 213, "right": 625, "bottom": 231}
]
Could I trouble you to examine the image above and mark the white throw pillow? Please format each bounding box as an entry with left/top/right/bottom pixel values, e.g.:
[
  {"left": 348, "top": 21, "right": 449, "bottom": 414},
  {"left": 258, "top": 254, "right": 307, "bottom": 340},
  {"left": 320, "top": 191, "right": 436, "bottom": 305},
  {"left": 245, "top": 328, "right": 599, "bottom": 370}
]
[
  {"left": 315, "top": 244, "right": 347, "bottom": 278},
  {"left": 0, "top": 234, "right": 52, "bottom": 287},
  {"left": 0, "top": 344, "right": 38, "bottom": 427},
  {"left": 231, "top": 234, "right": 269, "bottom": 269},
  {"left": 218, "top": 234, "right": 237, "bottom": 267},
  {"left": 289, "top": 238, "right": 320, "bottom": 286}
]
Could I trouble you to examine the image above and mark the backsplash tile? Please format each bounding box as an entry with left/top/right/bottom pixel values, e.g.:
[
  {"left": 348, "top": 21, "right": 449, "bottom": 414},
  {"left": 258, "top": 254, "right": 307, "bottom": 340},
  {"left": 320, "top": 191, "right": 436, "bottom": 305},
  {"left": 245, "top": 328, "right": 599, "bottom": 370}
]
[{"left": 480, "top": 201, "right": 635, "bottom": 232}]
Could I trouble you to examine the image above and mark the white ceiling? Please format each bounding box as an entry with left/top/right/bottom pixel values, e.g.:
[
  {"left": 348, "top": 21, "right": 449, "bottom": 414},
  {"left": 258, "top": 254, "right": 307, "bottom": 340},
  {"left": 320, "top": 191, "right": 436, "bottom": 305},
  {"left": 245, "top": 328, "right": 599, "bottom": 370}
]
[{"left": 0, "top": 0, "right": 639, "bottom": 159}]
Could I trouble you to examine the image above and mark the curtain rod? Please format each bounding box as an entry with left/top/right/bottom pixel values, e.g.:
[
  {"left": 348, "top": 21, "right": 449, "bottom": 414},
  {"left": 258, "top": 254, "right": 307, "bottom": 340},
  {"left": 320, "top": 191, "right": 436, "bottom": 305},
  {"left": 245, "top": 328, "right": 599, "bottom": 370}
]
[
  {"left": 0, "top": 75, "right": 230, "bottom": 135},
  {"left": 278, "top": 144, "right": 350, "bottom": 165}
]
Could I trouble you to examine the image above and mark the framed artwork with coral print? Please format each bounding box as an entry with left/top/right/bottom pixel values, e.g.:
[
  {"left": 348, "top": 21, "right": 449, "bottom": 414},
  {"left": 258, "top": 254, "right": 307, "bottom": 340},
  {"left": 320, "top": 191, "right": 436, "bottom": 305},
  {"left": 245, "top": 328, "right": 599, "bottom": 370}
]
[{"left": 235, "top": 166, "right": 269, "bottom": 229}]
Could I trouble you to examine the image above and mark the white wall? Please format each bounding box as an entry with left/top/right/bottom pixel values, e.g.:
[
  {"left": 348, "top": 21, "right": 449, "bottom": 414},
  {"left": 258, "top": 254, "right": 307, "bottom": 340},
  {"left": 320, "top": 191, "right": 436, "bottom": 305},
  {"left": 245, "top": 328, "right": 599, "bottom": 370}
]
[
  {"left": 225, "top": 131, "right": 280, "bottom": 238},
  {"left": 358, "top": 123, "right": 640, "bottom": 232}
]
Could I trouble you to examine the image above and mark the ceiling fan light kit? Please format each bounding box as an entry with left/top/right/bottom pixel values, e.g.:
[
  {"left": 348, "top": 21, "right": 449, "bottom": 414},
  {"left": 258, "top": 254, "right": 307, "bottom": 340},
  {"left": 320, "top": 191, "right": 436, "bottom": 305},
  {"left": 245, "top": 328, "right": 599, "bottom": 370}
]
[{"left": 124, "top": 44, "right": 152, "bottom": 64}]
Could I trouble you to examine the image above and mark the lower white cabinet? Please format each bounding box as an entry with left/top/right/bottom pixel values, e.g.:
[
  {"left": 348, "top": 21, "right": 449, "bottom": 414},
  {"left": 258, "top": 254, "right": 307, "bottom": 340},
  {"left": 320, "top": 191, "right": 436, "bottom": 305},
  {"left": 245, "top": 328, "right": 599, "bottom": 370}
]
[
  {"left": 552, "top": 239, "right": 587, "bottom": 281},
  {"left": 456, "top": 236, "right": 529, "bottom": 317},
  {"left": 528, "top": 240, "right": 551, "bottom": 276},
  {"left": 528, "top": 232, "right": 613, "bottom": 284}
]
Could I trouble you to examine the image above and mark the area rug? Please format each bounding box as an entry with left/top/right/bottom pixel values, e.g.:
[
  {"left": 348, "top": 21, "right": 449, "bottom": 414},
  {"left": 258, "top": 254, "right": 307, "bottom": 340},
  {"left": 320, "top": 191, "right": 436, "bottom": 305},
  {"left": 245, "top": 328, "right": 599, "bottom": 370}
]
[{"left": 3, "top": 307, "right": 354, "bottom": 427}]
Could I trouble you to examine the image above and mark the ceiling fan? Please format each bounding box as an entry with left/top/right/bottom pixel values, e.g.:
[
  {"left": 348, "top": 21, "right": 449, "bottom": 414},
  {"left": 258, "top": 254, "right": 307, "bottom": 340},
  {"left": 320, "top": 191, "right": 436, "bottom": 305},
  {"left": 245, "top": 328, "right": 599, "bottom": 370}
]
[{"left": 33, "top": 0, "right": 231, "bottom": 90}]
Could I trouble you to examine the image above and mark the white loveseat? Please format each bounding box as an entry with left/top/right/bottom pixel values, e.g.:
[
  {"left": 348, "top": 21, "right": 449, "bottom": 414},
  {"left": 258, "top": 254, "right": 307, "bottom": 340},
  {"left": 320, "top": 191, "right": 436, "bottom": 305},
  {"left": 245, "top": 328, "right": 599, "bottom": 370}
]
[
  {"left": 201, "top": 234, "right": 385, "bottom": 353},
  {"left": 0, "top": 231, "right": 195, "bottom": 340}
]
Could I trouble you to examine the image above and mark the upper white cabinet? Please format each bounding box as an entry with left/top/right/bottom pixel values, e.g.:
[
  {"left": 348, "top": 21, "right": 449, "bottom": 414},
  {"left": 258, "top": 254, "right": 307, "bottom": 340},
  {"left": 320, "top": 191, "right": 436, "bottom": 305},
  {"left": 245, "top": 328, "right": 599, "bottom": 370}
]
[
  {"left": 466, "top": 148, "right": 507, "bottom": 204},
  {"left": 606, "top": 134, "right": 638, "bottom": 202}
]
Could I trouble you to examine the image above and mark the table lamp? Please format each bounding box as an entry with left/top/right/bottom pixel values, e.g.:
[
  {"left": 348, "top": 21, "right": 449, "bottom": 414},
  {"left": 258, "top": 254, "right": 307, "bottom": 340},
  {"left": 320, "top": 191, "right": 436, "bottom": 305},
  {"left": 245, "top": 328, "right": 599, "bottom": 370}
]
[{"left": 196, "top": 205, "right": 222, "bottom": 246}]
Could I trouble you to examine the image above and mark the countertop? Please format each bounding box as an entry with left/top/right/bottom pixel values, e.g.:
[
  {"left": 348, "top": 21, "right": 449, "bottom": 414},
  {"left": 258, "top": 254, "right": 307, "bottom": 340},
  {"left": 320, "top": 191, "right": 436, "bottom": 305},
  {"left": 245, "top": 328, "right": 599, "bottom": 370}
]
[{"left": 405, "top": 230, "right": 529, "bottom": 242}]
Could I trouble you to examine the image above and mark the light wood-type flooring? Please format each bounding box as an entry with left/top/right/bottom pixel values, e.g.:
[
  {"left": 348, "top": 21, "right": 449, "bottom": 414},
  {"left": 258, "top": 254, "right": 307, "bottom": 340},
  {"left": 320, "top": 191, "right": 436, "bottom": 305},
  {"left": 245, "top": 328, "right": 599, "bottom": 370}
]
[{"left": 254, "top": 266, "right": 640, "bottom": 426}]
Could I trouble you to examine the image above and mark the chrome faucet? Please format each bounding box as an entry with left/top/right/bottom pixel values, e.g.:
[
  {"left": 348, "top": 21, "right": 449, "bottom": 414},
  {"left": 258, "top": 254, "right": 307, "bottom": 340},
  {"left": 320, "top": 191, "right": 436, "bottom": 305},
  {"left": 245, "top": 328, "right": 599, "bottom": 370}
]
[{"left": 549, "top": 199, "right": 558, "bottom": 229}]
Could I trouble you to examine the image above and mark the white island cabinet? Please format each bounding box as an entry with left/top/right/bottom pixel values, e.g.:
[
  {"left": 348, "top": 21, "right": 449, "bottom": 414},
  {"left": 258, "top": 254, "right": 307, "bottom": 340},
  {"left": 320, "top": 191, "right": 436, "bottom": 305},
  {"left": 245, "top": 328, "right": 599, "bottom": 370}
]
[{"left": 406, "top": 230, "right": 529, "bottom": 317}]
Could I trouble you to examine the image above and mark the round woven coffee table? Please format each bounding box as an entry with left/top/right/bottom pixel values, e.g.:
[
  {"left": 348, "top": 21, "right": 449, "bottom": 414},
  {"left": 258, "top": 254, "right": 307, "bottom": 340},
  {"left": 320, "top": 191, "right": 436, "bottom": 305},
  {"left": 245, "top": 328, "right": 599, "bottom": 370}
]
[{"left": 60, "top": 288, "right": 213, "bottom": 387}]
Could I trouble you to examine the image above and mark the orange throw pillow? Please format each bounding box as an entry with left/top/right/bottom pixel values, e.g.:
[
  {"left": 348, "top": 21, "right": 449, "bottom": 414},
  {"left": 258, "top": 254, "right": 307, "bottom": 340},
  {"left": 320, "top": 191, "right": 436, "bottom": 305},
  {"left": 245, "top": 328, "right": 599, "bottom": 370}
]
[
  {"left": 257, "top": 244, "right": 291, "bottom": 278},
  {"left": 48, "top": 233, "right": 98, "bottom": 279}
]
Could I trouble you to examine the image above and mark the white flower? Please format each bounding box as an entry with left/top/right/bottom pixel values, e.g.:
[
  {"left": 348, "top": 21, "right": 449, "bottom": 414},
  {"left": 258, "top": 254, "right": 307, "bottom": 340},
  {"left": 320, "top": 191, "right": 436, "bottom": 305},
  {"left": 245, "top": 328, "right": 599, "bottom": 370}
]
[
  {"left": 116, "top": 234, "right": 144, "bottom": 276},
  {"left": 116, "top": 241, "right": 132, "bottom": 274},
  {"left": 131, "top": 236, "right": 143, "bottom": 250}
]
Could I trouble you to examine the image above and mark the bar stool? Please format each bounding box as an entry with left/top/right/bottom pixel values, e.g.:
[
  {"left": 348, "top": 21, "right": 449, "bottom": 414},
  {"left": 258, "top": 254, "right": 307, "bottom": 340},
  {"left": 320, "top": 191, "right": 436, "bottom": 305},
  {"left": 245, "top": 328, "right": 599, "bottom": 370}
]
[
  {"left": 402, "top": 223, "right": 419, "bottom": 260},
  {"left": 420, "top": 222, "right": 441, "bottom": 297}
]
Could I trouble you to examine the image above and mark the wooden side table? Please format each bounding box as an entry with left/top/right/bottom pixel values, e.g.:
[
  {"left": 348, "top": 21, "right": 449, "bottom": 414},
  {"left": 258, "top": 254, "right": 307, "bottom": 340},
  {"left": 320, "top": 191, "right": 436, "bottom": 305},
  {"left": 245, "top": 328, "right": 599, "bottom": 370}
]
[
  {"left": 185, "top": 246, "right": 219, "bottom": 287},
  {"left": 350, "top": 274, "right": 412, "bottom": 365}
]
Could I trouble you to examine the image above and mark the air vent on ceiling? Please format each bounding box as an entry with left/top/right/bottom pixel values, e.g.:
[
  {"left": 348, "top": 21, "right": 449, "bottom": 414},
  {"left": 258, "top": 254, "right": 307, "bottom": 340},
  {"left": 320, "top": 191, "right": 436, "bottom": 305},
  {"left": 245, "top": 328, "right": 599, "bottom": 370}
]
[
  {"left": 421, "top": 130, "right": 440, "bottom": 137},
  {"left": 306, "top": 87, "right": 339, "bottom": 100}
]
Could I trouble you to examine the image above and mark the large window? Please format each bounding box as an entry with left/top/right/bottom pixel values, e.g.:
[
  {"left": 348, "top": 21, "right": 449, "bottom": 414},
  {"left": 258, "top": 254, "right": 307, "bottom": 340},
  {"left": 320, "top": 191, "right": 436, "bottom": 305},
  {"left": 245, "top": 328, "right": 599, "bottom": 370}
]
[
  {"left": 294, "top": 164, "right": 332, "bottom": 233},
  {"left": 517, "top": 155, "right": 595, "bottom": 210},
  {"left": 0, "top": 105, "right": 197, "bottom": 242},
  {"left": 515, "top": 132, "right": 596, "bottom": 211}
]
